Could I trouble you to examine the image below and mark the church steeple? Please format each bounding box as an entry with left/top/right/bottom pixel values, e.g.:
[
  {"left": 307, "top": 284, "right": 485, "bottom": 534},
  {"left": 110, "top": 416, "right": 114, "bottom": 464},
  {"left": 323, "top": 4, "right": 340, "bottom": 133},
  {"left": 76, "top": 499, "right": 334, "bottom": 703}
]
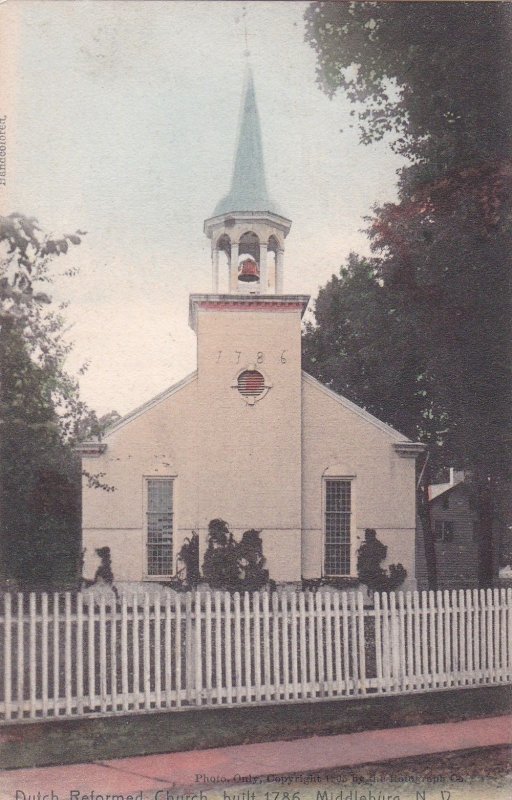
[
  {"left": 213, "top": 66, "right": 282, "bottom": 218},
  {"left": 204, "top": 66, "right": 291, "bottom": 295}
]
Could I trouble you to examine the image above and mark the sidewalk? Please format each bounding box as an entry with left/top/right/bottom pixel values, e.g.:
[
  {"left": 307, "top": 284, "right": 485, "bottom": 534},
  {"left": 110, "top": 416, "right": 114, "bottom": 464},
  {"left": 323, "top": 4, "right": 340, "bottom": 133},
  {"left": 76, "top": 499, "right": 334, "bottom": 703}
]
[{"left": 1, "top": 715, "right": 510, "bottom": 799}]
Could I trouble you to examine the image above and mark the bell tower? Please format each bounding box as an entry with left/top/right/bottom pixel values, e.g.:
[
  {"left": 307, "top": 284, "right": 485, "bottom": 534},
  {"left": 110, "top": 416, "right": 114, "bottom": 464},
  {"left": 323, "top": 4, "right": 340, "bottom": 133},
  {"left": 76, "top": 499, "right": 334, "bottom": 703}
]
[
  {"left": 188, "top": 65, "right": 308, "bottom": 583},
  {"left": 203, "top": 66, "right": 292, "bottom": 295}
]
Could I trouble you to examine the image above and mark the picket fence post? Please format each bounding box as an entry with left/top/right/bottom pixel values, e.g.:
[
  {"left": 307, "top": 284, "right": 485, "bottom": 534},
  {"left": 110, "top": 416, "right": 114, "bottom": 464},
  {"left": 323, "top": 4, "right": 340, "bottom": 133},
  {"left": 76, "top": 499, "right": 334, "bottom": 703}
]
[
  {"left": 349, "top": 592, "right": 359, "bottom": 693},
  {"left": 333, "top": 592, "right": 342, "bottom": 696},
  {"left": 233, "top": 592, "right": 242, "bottom": 704},
  {"left": 373, "top": 592, "right": 382, "bottom": 692},
  {"left": 405, "top": 592, "right": 414, "bottom": 691},
  {"left": 164, "top": 590, "right": 172, "bottom": 708},
  {"left": 435, "top": 591, "right": 444, "bottom": 688},
  {"left": 175, "top": 592, "right": 182, "bottom": 707},
  {"left": 316, "top": 591, "right": 325, "bottom": 696},
  {"left": 252, "top": 591, "right": 261, "bottom": 702},
  {"left": 356, "top": 592, "right": 366, "bottom": 694},
  {"left": 4, "top": 594, "right": 12, "bottom": 721},
  {"left": 41, "top": 593, "right": 49, "bottom": 717},
  {"left": 507, "top": 588, "right": 512, "bottom": 682},
  {"left": 64, "top": 592, "right": 72, "bottom": 716},
  {"left": 307, "top": 591, "right": 316, "bottom": 696},
  {"left": 397, "top": 591, "right": 406, "bottom": 693},
  {"left": 281, "top": 591, "right": 290, "bottom": 700},
  {"left": 16, "top": 594, "right": 23, "bottom": 719},
  {"left": 243, "top": 592, "right": 251, "bottom": 702},
  {"left": 290, "top": 591, "right": 299, "bottom": 700},
  {"left": 324, "top": 591, "right": 333, "bottom": 697},
  {"left": 299, "top": 590, "right": 307, "bottom": 698},
  {"left": 499, "top": 588, "right": 506, "bottom": 682},
  {"left": 427, "top": 591, "right": 436, "bottom": 688},
  {"left": 121, "top": 594, "right": 129, "bottom": 711},
  {"left": 194, "top": 590, "right": 203, "bottom": 706},
  {"left": 154, "top": 593, "right": 161, "bottom": 708},
  {"left": 224, "top": 591, "right": 232, "bottom": 705},
  {"left": 492, "top": 588, "right": 500, "bottom": 681},
  {"left": 205, "top": 590, "right": 213, "bottom": 705}
]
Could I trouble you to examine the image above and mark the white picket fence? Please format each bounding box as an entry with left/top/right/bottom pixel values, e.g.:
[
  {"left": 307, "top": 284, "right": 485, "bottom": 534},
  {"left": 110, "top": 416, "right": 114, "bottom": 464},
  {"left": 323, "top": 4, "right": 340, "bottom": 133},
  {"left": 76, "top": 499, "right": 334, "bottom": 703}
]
[{"left": 1, "top": 587, "right": 511, "bottom": 723}]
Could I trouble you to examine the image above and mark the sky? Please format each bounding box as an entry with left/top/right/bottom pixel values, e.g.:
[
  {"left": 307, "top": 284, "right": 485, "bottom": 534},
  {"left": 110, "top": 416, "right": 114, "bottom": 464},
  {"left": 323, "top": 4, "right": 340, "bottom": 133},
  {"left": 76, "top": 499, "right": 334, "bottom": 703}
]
[{"left": 1, "top": 1, "right": 405, "bottom": 416}]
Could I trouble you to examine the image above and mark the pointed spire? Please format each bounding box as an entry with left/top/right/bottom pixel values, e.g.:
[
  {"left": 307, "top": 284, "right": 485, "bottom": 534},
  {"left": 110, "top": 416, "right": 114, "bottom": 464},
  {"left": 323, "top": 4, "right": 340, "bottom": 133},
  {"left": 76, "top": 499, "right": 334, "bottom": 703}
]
[{"left": 213, "top": 66, "right": 283, "bottom": 217}]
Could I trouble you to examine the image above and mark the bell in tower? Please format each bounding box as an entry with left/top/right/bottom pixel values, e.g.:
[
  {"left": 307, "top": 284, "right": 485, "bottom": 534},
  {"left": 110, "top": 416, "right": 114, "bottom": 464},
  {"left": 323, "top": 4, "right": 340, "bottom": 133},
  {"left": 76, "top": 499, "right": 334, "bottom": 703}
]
[
  {"left": 204, "top": 65, "right": 291, "bottom": 295},
  {"left": 238, "top": 256, "right": 260, "bottom": 283}
]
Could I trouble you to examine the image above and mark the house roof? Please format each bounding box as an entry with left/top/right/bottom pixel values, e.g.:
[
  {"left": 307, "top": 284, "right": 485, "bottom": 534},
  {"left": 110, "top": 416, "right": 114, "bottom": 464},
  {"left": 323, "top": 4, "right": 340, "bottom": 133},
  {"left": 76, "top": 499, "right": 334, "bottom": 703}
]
[
  {"left": 211, "top": 65, "right": 286, "bottom": 219},
  {"left": 429, "top": 475, "right": 466, "bottom": 501}
]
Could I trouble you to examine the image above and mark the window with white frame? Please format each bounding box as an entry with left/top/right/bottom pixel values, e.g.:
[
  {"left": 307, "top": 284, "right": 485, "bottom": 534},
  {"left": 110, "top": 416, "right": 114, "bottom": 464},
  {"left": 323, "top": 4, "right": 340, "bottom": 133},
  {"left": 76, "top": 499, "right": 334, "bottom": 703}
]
[
  {"left": 146, "top": 478, "right": 173, "bottom": 576},
  {"left": 324, "top": 478, "right": 352, "bottom": 576}
]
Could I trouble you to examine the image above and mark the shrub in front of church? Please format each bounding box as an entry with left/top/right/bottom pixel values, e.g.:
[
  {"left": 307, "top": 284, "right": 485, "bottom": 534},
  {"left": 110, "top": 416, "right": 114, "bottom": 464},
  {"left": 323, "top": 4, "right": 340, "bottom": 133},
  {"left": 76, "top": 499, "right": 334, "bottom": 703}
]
[
  {"left": 202, "top": 519, "right": 270, "bottom": 591},
  {"left": 236, "top": 528, "right": 270, "bottom": 591},
  {"left": 202, "top": 519, "right": 240, "bottom": 590},
  {"left": 356, "top": 528, "right": 407, "bottom": 594},
  {"left": 176, "top": 532, "right": 200, "bottom": 589}
]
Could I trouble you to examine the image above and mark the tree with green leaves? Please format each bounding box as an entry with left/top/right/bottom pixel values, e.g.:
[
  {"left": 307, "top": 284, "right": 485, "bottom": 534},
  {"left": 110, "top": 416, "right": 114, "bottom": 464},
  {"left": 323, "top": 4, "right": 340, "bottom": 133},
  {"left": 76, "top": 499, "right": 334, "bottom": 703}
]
[
  {"left": 305, "top": 1, "right": 510, "bottom": 174},
  {"left": 0, "top": 322, "right": 80, "bottom": 587},
  {"left": 0, "top": 213, "right": 103, "bottom": 588},
  {"left": 304, "top": 2, "right": 512, "bottom": 586}
]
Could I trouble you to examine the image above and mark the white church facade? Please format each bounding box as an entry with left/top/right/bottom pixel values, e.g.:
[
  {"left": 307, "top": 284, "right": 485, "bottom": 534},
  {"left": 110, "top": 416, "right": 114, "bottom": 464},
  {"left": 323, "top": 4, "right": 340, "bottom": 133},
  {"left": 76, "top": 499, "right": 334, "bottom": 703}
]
[{"left": 79, "top": 69, "right": 424, "bottom": 590}]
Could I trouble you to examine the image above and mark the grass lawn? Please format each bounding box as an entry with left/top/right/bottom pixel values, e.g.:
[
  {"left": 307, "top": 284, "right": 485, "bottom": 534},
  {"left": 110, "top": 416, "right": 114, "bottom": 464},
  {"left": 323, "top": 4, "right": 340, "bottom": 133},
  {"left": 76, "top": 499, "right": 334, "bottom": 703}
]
[{"left": 1, "top": 685, "right": 511, "bottom": 770}]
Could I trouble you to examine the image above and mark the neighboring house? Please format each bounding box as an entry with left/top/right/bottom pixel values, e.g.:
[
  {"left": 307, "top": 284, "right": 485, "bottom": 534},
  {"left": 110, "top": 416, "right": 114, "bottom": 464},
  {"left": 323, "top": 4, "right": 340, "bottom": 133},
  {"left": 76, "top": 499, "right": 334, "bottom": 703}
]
[
  {"left": 416, "top": 470, "right": 511, "bottom": 590},
  {"left": 416, "top": 469, "right": 480, "bottom": 589},
  {"left": 78, "top": 67, "right": 425, "bottom": 589}
]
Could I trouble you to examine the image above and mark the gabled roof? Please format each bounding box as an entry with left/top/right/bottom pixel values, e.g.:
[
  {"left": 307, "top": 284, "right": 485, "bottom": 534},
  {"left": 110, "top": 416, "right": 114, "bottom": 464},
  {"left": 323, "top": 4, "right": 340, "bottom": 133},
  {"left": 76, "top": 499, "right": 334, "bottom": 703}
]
[
  {"left": 79, "top": 369, "right": 417, "bottom": 454},
  {"left": 302, "top": 371, "right": 412, "bottom": 442},
  {"left": 212, "top": 65, "right": 285, "bottom": 218},
  {"left": 99, "top": 371, "right": 197, "bottom": 439},
  {"left": 429, "top": 476, "right": 466, "bottom": 502}
]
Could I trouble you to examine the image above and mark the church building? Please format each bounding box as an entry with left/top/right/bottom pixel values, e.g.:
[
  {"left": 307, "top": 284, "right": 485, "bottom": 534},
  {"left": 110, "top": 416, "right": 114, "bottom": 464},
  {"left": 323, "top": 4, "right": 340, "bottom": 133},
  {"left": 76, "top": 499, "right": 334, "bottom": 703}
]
[{"left": 79, "top": 68, "right": 424, "bottom": 590}]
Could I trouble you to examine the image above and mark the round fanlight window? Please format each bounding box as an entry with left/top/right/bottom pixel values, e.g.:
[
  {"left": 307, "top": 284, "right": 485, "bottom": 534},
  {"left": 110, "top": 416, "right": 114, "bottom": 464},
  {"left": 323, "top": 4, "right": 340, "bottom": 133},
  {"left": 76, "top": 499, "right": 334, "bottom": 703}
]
[
  {"left": 233, "top": 368, "right": 271, "bottom": 405},
  {"left": 237, "top": 369, "right": 265, "bottom": 397}
]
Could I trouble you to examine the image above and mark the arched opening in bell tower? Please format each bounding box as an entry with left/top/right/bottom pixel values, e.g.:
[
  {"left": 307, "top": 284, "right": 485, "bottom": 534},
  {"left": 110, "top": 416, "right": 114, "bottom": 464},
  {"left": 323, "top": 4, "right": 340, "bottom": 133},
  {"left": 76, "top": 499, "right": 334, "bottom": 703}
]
[
  {"left": 238, "top": 231, "right": 260, "bottom": 263},
  {"left": 216, "top": 234, "right": 231, "bottom": 293},
  {"left": 238, "top": 231, "right": 261, "bottom": 292},
  {"left": 267, "top": 235, "right": 279, "bottom": 294}
]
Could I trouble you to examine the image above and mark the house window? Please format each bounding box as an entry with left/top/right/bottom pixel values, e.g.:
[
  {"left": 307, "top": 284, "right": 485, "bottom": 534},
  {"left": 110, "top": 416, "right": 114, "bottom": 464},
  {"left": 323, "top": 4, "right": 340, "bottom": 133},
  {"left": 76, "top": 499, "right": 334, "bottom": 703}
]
[
  {"left": 434, "top": 520, "right": 455, "bottom": 543},
  {"left": 324, "top": 479, "right": 352, "bottom": 576},
  {"left": 146, "top": 478, "right": 173, "bottom": 576}
]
